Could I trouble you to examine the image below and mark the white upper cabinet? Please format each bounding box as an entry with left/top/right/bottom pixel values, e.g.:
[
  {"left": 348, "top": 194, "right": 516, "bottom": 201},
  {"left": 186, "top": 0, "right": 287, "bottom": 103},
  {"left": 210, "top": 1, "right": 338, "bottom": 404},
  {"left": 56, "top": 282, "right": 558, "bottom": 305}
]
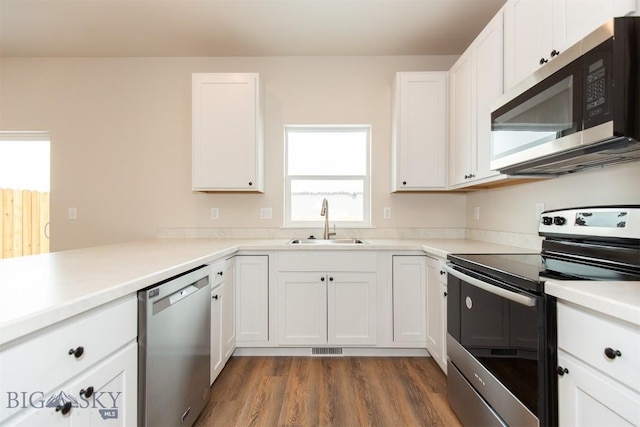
[
  {"left": 504, "top": 0, "right": 636, "bottom": 91},
  {"left": 391, "top": 72, "right": 448, "bottom": 191},
  {"left": 192, "top": 73, "right": 264, "bottom": 192},
  {"left": 449, "top": 7, "right": 505, "bottom": 187}
]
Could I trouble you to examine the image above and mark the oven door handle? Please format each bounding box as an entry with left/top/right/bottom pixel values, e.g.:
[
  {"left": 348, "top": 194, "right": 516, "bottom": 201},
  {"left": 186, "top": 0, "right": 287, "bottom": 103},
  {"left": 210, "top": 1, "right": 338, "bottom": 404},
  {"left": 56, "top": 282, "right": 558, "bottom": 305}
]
[{"left": 443, "top": 263, "right": 537, "bottom": 307}]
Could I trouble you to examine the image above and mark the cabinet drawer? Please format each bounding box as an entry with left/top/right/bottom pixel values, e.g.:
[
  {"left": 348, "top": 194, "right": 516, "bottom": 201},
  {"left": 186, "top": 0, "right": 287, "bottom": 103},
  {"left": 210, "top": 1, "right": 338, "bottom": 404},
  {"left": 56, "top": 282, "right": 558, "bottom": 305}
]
[
  {"left": 210, "top": 259, "right": 226, "bottom": 287},
  {"left": 557, "top": 302, "right": 640, "bottom": 392},
  {"left": 0, "top": 295, "right": 137, "bottom": 423},
  {"left": 278, "top": 251, "right": 378, "bottom": 272},
  {"left": 4, "top": 341, "right": 137, "bottom": 426}
]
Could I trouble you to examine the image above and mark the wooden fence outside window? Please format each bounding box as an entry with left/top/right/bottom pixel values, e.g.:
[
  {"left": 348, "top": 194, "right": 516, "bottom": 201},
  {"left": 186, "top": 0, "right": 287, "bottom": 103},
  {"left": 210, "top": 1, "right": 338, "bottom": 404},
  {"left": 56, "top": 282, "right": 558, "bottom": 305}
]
[{"left": 0, "top": 188, "right": 50, "bottom": 259}]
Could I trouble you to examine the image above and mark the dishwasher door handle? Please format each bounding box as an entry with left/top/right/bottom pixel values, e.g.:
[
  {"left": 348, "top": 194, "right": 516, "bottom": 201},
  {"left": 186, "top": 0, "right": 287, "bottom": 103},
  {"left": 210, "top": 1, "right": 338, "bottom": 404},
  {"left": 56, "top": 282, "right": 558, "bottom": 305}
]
[{"left": 152, "top": 276, "right": 210, "bottom": 315}]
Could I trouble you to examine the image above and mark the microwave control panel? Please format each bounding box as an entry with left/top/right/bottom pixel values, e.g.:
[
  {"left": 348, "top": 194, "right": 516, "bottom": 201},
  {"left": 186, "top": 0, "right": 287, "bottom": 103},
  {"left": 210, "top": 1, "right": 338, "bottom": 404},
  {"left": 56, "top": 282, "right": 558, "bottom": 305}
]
[{"left": 586, "top": 59, "right": 606, "bottom": 117}]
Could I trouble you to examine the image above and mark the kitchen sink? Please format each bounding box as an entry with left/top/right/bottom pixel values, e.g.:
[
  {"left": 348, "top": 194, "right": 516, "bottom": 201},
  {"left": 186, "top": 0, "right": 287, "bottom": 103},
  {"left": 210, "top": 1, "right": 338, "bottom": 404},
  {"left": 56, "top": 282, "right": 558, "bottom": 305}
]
[{"left": 288, "top": 238, "right": 368, "bottom": 245}]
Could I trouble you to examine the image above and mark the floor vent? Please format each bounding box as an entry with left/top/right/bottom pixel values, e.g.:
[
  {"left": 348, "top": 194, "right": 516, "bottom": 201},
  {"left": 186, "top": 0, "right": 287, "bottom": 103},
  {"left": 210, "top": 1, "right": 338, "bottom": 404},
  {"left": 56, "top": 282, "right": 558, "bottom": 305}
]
[{"left": 311, "top": 347, "right": 343, "bottom": 356}]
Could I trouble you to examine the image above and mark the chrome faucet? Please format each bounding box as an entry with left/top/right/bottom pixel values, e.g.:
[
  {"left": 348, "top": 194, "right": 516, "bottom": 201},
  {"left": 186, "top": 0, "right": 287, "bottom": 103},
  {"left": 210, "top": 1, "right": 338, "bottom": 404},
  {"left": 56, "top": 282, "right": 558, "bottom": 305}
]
[{"left": 320, "top": 198, "right": 336, "bottom": 240}]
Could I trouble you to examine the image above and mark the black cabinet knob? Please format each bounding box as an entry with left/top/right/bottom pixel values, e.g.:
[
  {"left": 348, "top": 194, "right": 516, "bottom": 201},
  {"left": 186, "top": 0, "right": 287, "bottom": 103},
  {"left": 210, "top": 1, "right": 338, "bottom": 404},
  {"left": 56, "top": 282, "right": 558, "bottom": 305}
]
[
  {"left": 550, "top": 49, "right": 560, "bottom": 57},
  {"left": 556, "top": 366, "right": 569, "bottom": 376},
  {"left": 56, "top": 401, "right": 72, "bottom": 415},
  {"left": 540, "top": 58, "right": 549, "bottom": 65},
  {"left": 329, "top": 277, "right": 334, "bottom": 281},
  {"left": 321, "top": 277, "right": 325, "bottom": 281},
  {"left": 68, "top": 346, "right": 84, "bottom": 358},
  {"left": 80, "top": 386, "right": 94, "bottom": 398},
  {"left": 464, "top": 174, "right": 469, "bottom": 179},
  {"left": 440, "top": 270, "right": 446, "bottom": 275},
  {"left": 443, "top": 291, "right": 448, "bottom": 297},
  {"left": 212, "top": 294, "right": 219, "bottom": 300},
  {"left": 248, "top": 181, "right": 253, "bottom": 186},
  {"left": 217, "top": 271, "right": 223, "bottom": 276},
  {"left": 604, "top": 347, "right": 622, "bottom": 359},
  {"left": 402, "top": 181, "right": 407, "bottom": 185}
]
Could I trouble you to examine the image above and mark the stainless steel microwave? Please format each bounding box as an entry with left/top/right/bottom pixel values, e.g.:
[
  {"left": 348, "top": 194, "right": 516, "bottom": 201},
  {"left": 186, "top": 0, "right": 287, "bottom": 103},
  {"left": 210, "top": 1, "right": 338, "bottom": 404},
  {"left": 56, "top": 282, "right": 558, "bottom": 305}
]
[{"left": 490, "top": 17, "right": 640, "bottom": 175}]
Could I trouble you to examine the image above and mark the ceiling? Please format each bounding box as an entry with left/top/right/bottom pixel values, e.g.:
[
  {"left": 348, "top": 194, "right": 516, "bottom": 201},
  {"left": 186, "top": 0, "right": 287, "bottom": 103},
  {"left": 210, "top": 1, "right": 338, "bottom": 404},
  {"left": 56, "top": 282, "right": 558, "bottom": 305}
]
[{"left": 0, "top": 0, "right": 506, "bottom": 57}]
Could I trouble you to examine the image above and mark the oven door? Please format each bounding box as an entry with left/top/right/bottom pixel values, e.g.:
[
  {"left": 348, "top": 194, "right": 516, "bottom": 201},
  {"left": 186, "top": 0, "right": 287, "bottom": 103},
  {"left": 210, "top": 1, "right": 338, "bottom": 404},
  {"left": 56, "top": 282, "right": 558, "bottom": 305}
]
[{"left": 445, "top": 263, "right": 547, "bottom": 427}]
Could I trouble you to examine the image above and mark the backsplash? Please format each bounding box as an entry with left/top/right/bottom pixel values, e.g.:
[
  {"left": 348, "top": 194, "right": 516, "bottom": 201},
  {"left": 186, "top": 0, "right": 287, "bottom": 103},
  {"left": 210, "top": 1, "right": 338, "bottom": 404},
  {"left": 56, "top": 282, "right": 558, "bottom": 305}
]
[{"left": 156, "top": 227, "right": 541, "bottom": 250}]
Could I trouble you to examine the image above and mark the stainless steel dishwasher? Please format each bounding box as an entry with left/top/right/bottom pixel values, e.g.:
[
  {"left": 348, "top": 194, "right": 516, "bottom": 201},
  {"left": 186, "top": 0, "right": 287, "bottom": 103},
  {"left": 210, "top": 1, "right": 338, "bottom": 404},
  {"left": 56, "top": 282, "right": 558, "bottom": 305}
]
[{"left": 138, "top": 265, "right": 211, "bottom": 426}]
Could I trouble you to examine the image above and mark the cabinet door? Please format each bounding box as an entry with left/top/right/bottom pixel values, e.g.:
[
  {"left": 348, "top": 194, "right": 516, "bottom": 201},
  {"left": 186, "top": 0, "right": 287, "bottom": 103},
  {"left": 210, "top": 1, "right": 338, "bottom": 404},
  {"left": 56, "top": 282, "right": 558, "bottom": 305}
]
[
  {"left": 561, "top": 0, "right": 636, "bottom": 51},
  {"left": 473, "top": 8, "right": 504, "bottom": 181},
  {"left": 277, "top": 272, "right": 327, "bottom": 345},
  {"left": 504, "top": 0, "right": 552, "bottom": 90},
  {"left": 392, "top": 72, "right": 448, "bottom": 191},
  {"left": 235, "top": 255, "right": 269, "bottom": 343},
  {"left": 210, "top": 284, "right": 223, "bottom": 385},
  {"left": 557, "top": 351, "right": 640, "bottom": 426},
  {"left": 327, "top": 272, "right": 377, "bottom": 345},
  {"left": 8, "top": 342, "right": 137, "bottom": 427},
  {"left": 449, "top": 51, "right": 474, "bottom": 186},
  {"left": 192, "top": 73, "right": 263, "bottom": 192},
  {"left": 426, "top": 258, "right": 445, "bottom": 370},
  {"left": 222, "top": 258, "right": 236, "bottom": 361},
  {"left": 392, "top": 256, "right": 426, "bottom": 343}
]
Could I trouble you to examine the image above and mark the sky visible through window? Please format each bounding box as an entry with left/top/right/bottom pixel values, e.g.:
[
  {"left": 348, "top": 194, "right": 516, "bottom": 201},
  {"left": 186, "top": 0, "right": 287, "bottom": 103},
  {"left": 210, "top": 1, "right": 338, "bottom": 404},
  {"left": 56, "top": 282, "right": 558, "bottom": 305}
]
[{"left": 0, "top": 139, "right": 50, "bottom": 192}]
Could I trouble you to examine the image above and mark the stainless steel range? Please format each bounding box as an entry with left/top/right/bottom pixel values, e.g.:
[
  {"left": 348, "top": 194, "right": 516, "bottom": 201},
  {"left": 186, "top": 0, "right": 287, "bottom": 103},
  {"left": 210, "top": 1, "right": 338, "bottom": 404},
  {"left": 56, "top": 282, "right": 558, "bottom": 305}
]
[{"left": 445, "top": 205, "right": 640, "bottom": 426}]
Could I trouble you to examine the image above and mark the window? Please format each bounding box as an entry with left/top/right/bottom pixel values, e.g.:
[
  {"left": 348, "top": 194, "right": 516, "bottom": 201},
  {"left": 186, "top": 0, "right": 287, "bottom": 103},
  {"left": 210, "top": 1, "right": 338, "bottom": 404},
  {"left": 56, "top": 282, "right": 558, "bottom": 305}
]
[{"left": 285, "top": 125, "right": 371, "bottom": 228}]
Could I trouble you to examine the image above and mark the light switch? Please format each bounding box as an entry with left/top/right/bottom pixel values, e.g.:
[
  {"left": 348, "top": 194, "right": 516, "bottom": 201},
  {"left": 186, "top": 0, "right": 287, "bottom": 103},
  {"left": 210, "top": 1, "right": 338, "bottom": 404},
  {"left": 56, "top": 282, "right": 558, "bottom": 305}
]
[
  {"left": 68, "top": 207, "right": 78, "bottom": 220},
  {"left": 383, "top": 207, "right": 392, "bottom": 219},
  {"left": 210, "top": 208, "right": 219, "bottom": 220}
]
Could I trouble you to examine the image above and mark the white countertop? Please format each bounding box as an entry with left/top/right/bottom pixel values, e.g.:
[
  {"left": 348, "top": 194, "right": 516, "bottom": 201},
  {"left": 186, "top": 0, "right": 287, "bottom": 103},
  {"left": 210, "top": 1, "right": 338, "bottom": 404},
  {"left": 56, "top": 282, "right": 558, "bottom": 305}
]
[
  {"left": 2, "top": 237, "right": 636, "bottom": 346},
  {"left": 0, "top": 237, "right": 531, "bottom": 346},
  {"left": 545, "top": 280, "right": 640, "bottom": 327}
]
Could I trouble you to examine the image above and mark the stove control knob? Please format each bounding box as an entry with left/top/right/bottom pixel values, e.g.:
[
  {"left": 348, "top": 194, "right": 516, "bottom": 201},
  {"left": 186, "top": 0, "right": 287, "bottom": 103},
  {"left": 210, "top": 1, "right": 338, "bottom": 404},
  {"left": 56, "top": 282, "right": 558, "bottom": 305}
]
[
  {"left": 553, "top": 216, "right": 566, "bottom": 226},
  {"left": 542, "top": 216, "right": 553, "bottom": 225}
]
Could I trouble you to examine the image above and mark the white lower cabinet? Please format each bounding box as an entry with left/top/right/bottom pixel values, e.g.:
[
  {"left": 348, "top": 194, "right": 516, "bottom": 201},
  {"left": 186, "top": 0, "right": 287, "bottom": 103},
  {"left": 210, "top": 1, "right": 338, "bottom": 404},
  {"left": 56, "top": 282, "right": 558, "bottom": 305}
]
[
  {"left": 557, "top": 351, "right": 640, "bottom": 426},
  {"left": 235, "top": 255, "right": 269, "bottom": 344},
  {"left": 392, "top": 255, "right": 427, "bottom": 343},
  {"left": 0, "top": 297, "right": 138, "bottom": 426},
  {"left": 210, "top": 257, "right": 237, "bottom": 384},
  {"left": 277, "top": 272, "right": 377, "bottom": 346},
  {"left": 556, "top": 301, "right": 640, "bottom": 426},
  {"left": 425, "top": 257, "right": 447, "bottom": 373}
]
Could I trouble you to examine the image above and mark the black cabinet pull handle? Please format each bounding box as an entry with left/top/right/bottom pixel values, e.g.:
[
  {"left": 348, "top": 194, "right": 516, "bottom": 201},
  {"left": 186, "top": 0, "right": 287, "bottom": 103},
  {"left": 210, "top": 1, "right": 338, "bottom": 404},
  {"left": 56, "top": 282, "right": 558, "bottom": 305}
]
[
  {"left": 329, "top": 277, "right": 334, "bottom": 281},
  {"left": 212, "top": 295, "right": 219, "bottom": 300},
  {"left": 540, "top": 58, "right": 549, "bottom": 65},
  {"left": 440, "top": 270, "right": 446, "bottom": 275},
  {"left": 217, "top": 271, "right": 223, "bottom": 276},
  {"left": 550, "top": 49, "right": 560, "bottom": 57},
  {"left": 80, "top": 386, "right": 94, "bottom": 398},
  {"left": 604, "top": 347, "right": 622, "bottom": 359},
  {"left": 443, "top": 291, "right": 448, "bottom": 297},
  {"left": 556, "top": 366, "right": 569, "bottom": 376},
  {"left": 321, "top": 277, "right": 325, "bottom": 281},
  {"left": 56, "top": 401, "right": 72, "bottom": 415},
  {"left": 68, "top": 346, "right": 84, "bottom": 358}
]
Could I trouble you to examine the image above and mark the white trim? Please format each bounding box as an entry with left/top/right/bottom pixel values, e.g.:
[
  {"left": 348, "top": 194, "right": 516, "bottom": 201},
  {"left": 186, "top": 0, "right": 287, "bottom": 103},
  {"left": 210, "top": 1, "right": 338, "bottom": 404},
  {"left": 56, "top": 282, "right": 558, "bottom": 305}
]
[{"left": 284, "top": 125, "right": 371, "bottom": 228}]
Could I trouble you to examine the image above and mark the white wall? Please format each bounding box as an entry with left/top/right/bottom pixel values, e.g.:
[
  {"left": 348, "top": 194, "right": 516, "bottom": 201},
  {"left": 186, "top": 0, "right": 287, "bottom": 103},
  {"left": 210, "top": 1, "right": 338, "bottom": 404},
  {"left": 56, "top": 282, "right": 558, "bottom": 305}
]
[
  {"left": 466, "top": 162, "right": 640, "bottom": 235},
  {"left": 0, "top": 55, "right": 467, "bottom": 251}
]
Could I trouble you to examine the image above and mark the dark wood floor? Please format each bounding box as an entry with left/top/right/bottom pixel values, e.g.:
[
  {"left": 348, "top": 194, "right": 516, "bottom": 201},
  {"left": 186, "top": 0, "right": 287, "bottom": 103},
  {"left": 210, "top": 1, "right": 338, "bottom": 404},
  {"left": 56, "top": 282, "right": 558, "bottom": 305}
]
[{"left": 195, "top": 356, "right": 462, "bottom": 427}]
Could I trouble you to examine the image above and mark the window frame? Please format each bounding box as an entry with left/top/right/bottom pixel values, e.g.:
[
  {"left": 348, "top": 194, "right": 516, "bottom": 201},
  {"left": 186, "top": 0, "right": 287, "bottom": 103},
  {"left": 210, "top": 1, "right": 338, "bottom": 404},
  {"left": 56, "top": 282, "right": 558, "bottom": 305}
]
[{"left": 284, "top": 125, "right": 371, "bottom": 229}]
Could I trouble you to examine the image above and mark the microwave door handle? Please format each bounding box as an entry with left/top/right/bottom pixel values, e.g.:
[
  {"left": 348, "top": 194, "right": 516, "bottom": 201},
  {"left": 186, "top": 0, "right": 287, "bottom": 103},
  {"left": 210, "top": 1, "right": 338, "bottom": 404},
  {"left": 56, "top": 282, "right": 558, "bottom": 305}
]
[{"left": 443, "top": 263, "right": 537, "bottom": 307}]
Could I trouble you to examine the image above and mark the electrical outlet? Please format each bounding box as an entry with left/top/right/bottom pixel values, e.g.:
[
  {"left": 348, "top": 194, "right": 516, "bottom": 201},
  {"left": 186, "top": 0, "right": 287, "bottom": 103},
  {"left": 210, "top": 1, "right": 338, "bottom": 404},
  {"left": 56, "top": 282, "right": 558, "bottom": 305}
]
[
  {"left": 473, "top": 206, "right": 480, "bottom": 220},
  {"left": 260, "top": 207, "right": 272, "bottom": 220},
  {"left": 210, "top": 208, "right": 219, "bottom": 220},
  {"left": 536, "top": 203, "right": 545, "bottom": 219},
  {"left": 68, "top": 207, "right": 77, "bottom": 220},
  {"left": 383, "top": 207, "right": 392, "bottom": 220}
]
